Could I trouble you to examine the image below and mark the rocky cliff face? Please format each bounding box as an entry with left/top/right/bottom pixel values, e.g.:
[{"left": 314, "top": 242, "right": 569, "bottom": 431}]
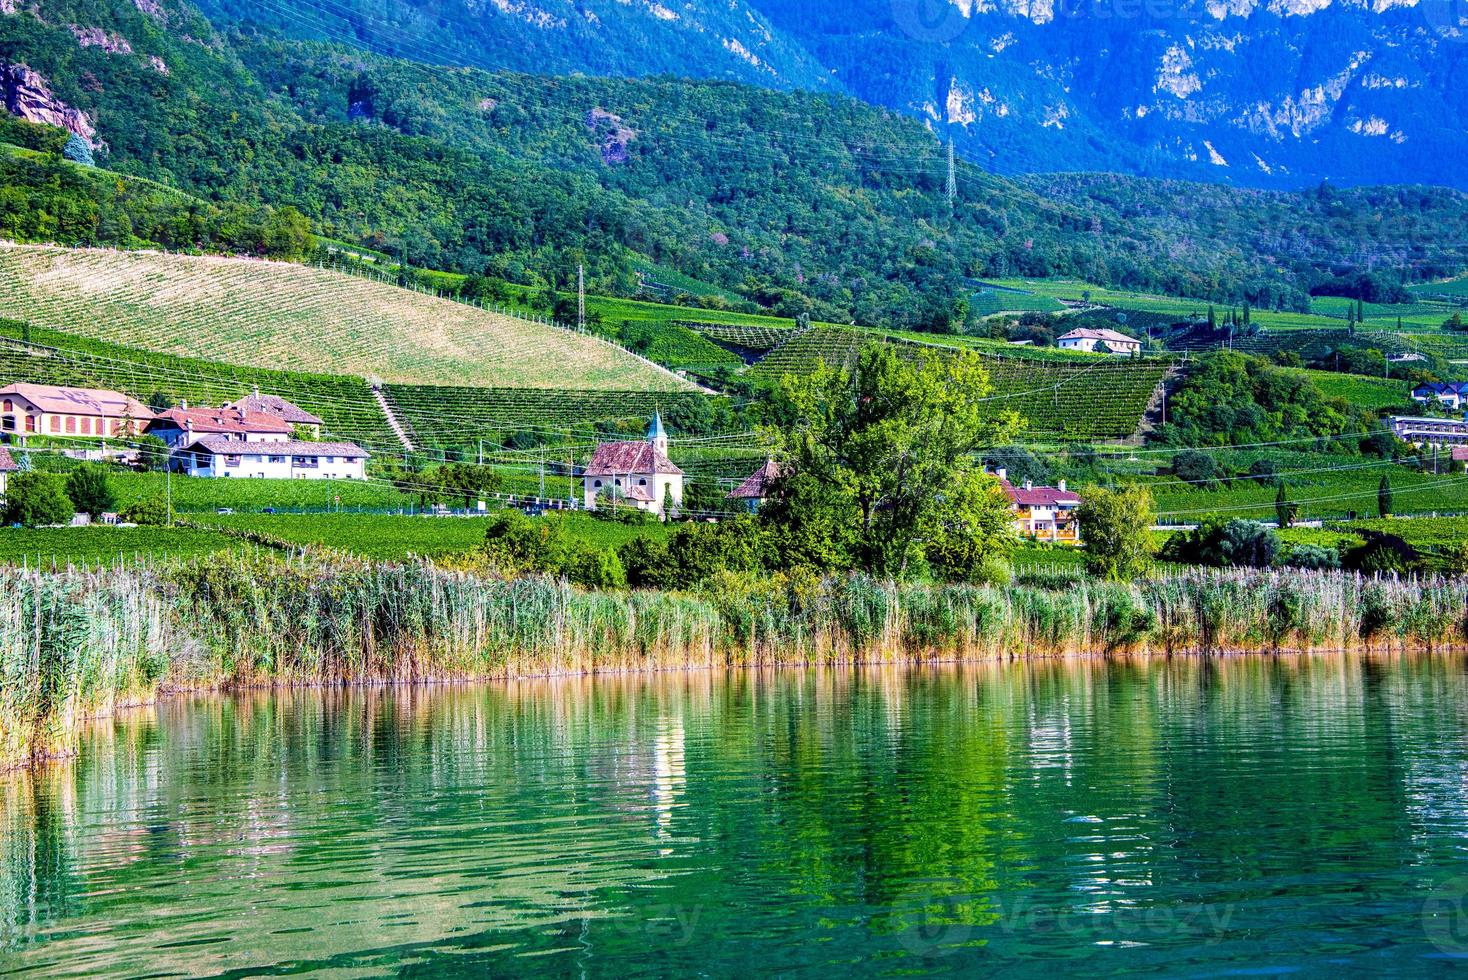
[
  {"left": 192, "top": 0, "right": 1468, "bottom": 188},
  {"left": 0, "top": 63, "right": 101, "bottom": 149}
]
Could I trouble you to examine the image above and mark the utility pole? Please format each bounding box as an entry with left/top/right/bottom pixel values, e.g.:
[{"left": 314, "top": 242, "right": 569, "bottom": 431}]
[
  {"left": 577, "top": 264, "right": 586, "bottom": 333},
  {"left": 946, "top": 138, "right": 957, "bottom": 214},
  {"left": 539, "top": 446, "right": 546, "bottom": 499}
]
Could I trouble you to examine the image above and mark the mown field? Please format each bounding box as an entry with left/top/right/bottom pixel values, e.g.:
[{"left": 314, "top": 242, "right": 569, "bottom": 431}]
[
  {"left": 195, "top": 511, "right": 672, "bottom": 559},
  {"left": 986, "top": 277, "right": 1462, "bottom": 333},
  {"left": 0, "top": 525, "right": 244, "bottom": 565},
  {"left": 0, "top": 244, "right": 697, "bottom": 391}
]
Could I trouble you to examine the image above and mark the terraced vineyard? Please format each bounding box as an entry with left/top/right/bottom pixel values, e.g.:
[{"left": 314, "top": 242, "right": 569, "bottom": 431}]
[
  {"left": 686, "top": 323, "right": 794, "bottom": 354},
  {"left": 753, "top": 327, "right": 1173, "bottom": 440},
  {"left": 0, "top": 245, "right": 698, "bottom": 391},
  {"left": 383, "top": 385, "right": 714, "bottom": 449},
  {"left": 0, "top": 321, "right": 398, "bottom": 450}
]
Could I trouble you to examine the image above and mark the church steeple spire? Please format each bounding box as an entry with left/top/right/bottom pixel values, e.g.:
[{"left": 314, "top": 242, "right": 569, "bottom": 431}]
[{"left": 647, "top": 411, "right": 668, "bottom": 456}]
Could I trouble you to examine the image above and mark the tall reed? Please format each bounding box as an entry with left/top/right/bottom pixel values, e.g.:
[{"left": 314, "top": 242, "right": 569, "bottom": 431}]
[{"left": 1, "top": 555, "right": 1465, "bottom": 770}]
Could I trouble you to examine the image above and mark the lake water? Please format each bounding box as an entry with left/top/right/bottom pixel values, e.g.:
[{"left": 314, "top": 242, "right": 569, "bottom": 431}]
[{"left": 4, "top": 655, "right": 1468, "bottom": 977}]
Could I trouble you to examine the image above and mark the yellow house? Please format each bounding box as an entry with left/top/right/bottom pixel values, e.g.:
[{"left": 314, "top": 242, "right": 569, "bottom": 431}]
[
  {"left": 0, "top": 383, "right": 153, "bottom": 441},
  {"left": 996, "top": 469, "right": 1083, "bottom": 545}
]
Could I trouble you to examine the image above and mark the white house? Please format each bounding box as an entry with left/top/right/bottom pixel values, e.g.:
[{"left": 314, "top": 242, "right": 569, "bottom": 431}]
[
  {"left": 1411, "top": 382, "right": 1468, "bottom": 411},
  {"left": 1056, "top": 328, "right": 1142, "bottom": 356},
  {"left": 145, "top": 405, "right": 293, "bottom": 449},
  {"left": 0, "top": 446, "right": 15, "bottom": 497},
  {"left": 177, "top": 437, "right": 369, "bottom": 480},
  {"left": 1389, "top": 416, "right": 1468, "bottom": 449},
  {"left": 582, "top": 413, "right": 683, "bottom": 518}
]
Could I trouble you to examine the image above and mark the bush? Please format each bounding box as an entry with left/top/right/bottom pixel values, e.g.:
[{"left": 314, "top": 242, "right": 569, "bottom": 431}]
[
  {"left": 983, "top": 445, "right": 1053, "bottom": 486},
  {"left": 65, "top": 464, "right": 117, "bottom": 520},
  {"left": 1173, "top": 450, "right": 1225, "bottom": 487},
  {"left": 134, "top": 434, "right": 173, "bottom": 472},
  {"left": 1163, "top": 518, "right": 1281, "bottom": 568},
  {"left": 2, "top": 472, "right": 74, "bottom": 527},
  {"left": 1283, "top": 543, "right": 1340, "bottom": 570},
  {"left": 1248, "top": 459, "right": 1280, "bottom": 485},
  {"left": 120, "top": 496, "right": 170, "bottom": 526}
]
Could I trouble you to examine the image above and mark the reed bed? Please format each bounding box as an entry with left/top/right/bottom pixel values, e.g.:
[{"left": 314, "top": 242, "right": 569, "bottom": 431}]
[{"left": 1, "top": 554, "right": 1465, "bottom": 769}]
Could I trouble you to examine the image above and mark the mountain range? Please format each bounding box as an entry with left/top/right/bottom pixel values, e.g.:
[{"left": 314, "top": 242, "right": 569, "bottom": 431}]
[
  {"left": 184, "top": 0, "right": 1468, "bottom": 189},
  {"left": 4, "top": 0, "right": 1468, "bottom": 329}
]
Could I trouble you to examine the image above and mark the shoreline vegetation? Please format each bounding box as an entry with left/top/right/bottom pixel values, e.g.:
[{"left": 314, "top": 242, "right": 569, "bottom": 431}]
[{"left": 3, "top": 552, "right": 1466, "bottom": 771}]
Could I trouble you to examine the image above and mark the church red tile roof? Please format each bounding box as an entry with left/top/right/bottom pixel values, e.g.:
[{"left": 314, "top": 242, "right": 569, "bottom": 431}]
[
  {"left": 584, "top": 441, "right": 683, "bottom": 477},
  {"left": 727, "top": 458, "right": 780, "bottom": 500}
]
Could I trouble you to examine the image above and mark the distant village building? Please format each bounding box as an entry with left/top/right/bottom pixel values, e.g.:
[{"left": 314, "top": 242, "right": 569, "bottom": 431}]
[
  {"left": 1390, "top": 415, "right": 1468, "bottom": 448},
  {"left": 0, "top": 446, "right": 15, "bottom": 496},
  {"left": 225, "top": 389, "right": 324, "bottom": 439},
  {"left": 582, "top": 413, "right": 683, "bottom": 518},
  {"left": 176, "top": 438, "right": 369, "bottom": 480},
  {"left": 726, "top": 458, "right": 781, "bottom": 512},
  {"left": 0, "top": 383, "right": 153, "bottom": 440},
  {"left": 146, "top": 405, "right": 293, "bottom": 448},
  {"left": 1411, "top": 382, "right": 1468, "bottom": 411},
  {"left": 994, "top": 468, "right": 1083, "bottom": 545},
  {"left": 1056, "top": 328, "right": 1142, "bottom": 356}
]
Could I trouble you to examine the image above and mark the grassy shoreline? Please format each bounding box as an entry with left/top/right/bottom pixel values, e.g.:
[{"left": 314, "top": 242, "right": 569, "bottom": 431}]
[{"left": 3, "top": 554, "right": 1466, "bottom": 771}]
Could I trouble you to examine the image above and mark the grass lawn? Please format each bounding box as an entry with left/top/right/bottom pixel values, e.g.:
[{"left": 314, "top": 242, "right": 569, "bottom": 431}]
[
  {"left": 196, "top": 511, "right": 673, "bottom": 560},
  {"left": 0, "top": 525, "right": 243, "bottom": 566}
]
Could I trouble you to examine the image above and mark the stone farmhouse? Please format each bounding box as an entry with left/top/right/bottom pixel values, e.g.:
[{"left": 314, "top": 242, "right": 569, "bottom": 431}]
[{"left": 0, "top": 383, "right": 153, "bottom": 440}]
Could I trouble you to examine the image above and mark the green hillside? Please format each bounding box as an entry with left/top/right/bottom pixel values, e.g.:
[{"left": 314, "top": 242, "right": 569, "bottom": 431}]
[
  {"left": 3, "top": 0, "right": 1468, "bottom": 334},
  {"left": 753, "top": 327, "right": 1172, "bottom": 440},
  {"left": 0, "top": 245, "right": 698, "bottom": 390}
]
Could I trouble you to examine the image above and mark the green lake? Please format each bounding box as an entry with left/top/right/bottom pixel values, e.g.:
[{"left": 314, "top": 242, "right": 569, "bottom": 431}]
[{"left": 4, "top": 654, "right": 1468, "bottom": 976}]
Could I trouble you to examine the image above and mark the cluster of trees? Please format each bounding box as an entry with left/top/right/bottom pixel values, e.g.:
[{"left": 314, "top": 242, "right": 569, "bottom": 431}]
[
  {"left": 1153, "top": 351, "right": 1380, "bottom": 449},
  {"left": 1, "top": 464, "right": 123, "bottom": 527},
  {"left": 469, "top": 343, "right": 1025, "bottom": 589}
]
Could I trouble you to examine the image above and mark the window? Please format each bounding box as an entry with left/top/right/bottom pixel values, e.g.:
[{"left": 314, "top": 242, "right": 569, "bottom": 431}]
[
  {"left": 25, "top": 416, "right": 36, "bottom": 433},
  {"left": 65, "top": 417, "right": 76, "bottom": 434},
  {"left": 269, "top": 456, "right": 285, "bottom": 464},
  {"left": 295, "top": 456, "right": 318, "bottom": 469},
  {"left": 225, "top": 455, "right": 240, "bottom": 468},
  {"left": 80, "top": 418, "right": 92, "bottom": 435},
  {"left": 638, "top": 478, "right": 647, "bottom": 486},
  {"left": 0, "top": 417, "right": 10, "bottom": 432},
  {"left": 50, "top": 417, "right": 59, "bottom": 433},
  {"left": 593, "top": 480, "right": 603, "bottom": 488},
  {"left": 1, "top": 399, "right": 10, "bottom": 412}
]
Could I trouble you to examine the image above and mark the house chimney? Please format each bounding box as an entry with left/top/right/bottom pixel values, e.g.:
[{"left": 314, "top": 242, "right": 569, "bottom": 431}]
[
  {"left": 1024, "top": 480, "right": 1033, "bottom": 491},
  {"left": 996, "top": 467, "right": 1008, "bottom": 483},
  {"left": 184, "top": 419, "right": 193, "bottom": 441},
  {"left": 180, "top": 399, "right": 187, "bottom": 410},
  {"left": 1058, "top": 479, "right": 1067, "bottom": 492}
]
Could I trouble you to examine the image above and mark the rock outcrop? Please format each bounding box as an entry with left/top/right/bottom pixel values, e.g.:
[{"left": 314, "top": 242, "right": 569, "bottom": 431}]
[
  {"left": 0, "top": 64, "right": 103, "bottom": 151},
  {"left": 586, "top": 107, "right": 636, "bottom": 165},
  {"left": 70, "top": 26, "right": 134, "bottom": 55}
]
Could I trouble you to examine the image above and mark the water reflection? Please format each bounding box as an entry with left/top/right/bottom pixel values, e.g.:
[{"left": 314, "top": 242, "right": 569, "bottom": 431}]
[{"left": 2, "top": 655, "right": 1467, "bottom": 976}]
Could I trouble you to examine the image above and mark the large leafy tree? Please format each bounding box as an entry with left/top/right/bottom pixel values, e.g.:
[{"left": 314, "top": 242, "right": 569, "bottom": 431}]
[
  {"left": 764, "top": 343, "right": 1018, "bottom": 578},
  {"left": 1076, "top": 484, "right": 1156, "bottom": 581}
]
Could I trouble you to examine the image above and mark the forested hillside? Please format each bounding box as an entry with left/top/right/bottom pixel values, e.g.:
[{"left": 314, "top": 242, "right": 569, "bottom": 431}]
[{"left": 4, "top": 0, "right": 1468, "bottom": 330}]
